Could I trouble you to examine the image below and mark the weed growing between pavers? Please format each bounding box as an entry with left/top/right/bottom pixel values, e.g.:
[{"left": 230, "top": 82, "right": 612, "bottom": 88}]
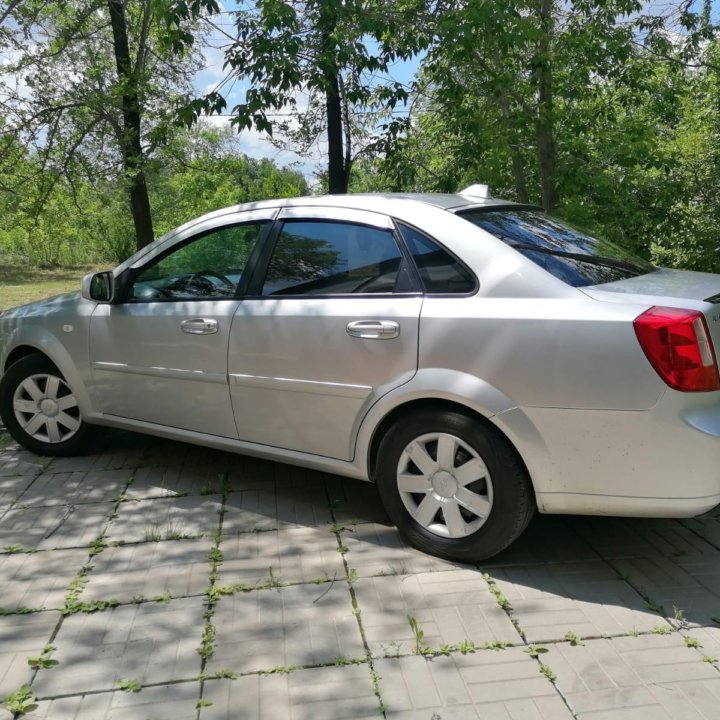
[
  {"left": 1, "top": 685, "right": 36, "bottom": 716},
  {"left": 325, "top": 485, "right": 388, "bottom": 715},
  {"left": 59, "top": 473, "right": 136, "bottom": 616},
  {"left": 0, "top": 606, "right": 45, "bottom": 615},
  {"left": 2, "top": 544, "right": 37, "bottom": 554},
  {"left": 27, "top": 645, "right": 57, "bottom": 669},
  {"left": 480, "top": 570, "right": 576, "bottom": 717},
  {"left": 116, "top": 678, "right": 142, "bottom": 693},
  {"left": 407, "top": 615, "right": 429, "bottom": 655},
  {"left": 564, "top": 631, "right": 584, "bottom": 646},
  {"left": 195, "top": 471, "right": 229, "bottom": 709}
]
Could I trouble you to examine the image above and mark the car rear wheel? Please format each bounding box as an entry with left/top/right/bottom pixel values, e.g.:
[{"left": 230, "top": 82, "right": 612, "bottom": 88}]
[
  {"left": 375, "top": 410, "right": 535, "bottom": 562},
  {"left": 0, "top": 354, "right": 99, "bottom": 456}
]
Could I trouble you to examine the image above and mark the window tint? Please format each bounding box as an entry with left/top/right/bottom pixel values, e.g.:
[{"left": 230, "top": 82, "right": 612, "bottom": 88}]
[
  {"left": 130, "top": 223, "right": 266, "bottom": 301},
  {"left": 460, "top": 210, "right": 654, "bottom": 288},
  {"left": 261, "top": 221, "right": 403, "bottom": 296},
  {"left": 398, "top": 223, "right": 476, "bottom": 294}
]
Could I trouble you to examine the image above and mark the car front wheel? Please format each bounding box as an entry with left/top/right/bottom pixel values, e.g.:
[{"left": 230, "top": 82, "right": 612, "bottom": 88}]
[
  {"left": 375, "top": 410, "right": 535, "bottom": 562},
  {"left": 0, "top": 354, "right": 99, "bottom": 456}
]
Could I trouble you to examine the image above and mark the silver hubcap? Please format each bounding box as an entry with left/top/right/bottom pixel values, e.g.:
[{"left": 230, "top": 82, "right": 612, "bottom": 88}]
[
  {"left": 12, "top": 373, "right": 81, "bottom": 444},
  {"left": 397, "top": 432, "right": 493, "bottom": 538}
]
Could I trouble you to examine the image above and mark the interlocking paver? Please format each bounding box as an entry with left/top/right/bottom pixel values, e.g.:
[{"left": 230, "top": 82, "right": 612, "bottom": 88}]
[
  {"left": 0, "top": 503, "right": 113, "bottom": 550},
  {"left": 681, "top": 626, "right": 720, "bottom": 657},
  {"left": 0, "top": 612, "right": 60, "bottom": 696},
  {"left": 81, "top": 539, "right": 212, "bottom": 603},
  {"left": 200, "top": 664, "right": 381, "bottom": 719},
  {"left": 2, "top": 430, "right": 720, "bottom": 719},
  {"left": 32, "top": 597, "right": 205, "bottom": 697},
  {"left": 341, "top": 522, "right": 471, "bottom": 578},
  {"left": 105, "top": 495, "right": 223, "bottom": 542},
  {"left": 0, "top": 448, "right": 49, "bottom": 478},
  {"left": 490, "top": 560, "right": 668, "bottom": 642},
  {"left": 275, "top": 480, "right": 333, "bottom": 528},
  {"left": 375, "top": 648, "right": 574, "bottom": 718},
  {"left": 129, "top": 465, "right": 225, "bottom": 499},
  {"left": 614, "top": 555, "right": 720, "bottom": 627},
  {"left": 221, "top": 482, "right": 332, "bottom": 534},
  {"left": 353, "top": 570, "right": 520, "bottom": 657},
  {"left": 569, "top": 517, "right": 715, "bottom": 559},
  {"left": 324, "top": 476, "right": 388, "bottom": 524},
  {"left": 483, "top": 514, "right": 598, "bottom": 566},
  {"left": 0, "top": 475, "right": 35, "bottom": 508},
  {"left": 208, "top": 582, "right": 364, "bottom": 673},
  {"left": 0, "top": 548, "right": 87, "bottom": 610},
  {"left": 17, "top": 469, "right": 131, "bottom": 507},
  {"left": 219, "top": 488, "right": 278, "bottom": 533},
  {"left": 545, "top": 634, "right": 720, "bottom": 719},
  {"left": 217, "top": 526, "right": 345, "bottom": 587},
  {"left": 26, "top": 682, "right": 200, "bottom": 719}
]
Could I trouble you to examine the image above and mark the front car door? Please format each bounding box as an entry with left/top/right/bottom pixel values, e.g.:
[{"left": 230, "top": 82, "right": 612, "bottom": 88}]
[
  {"left": 228, "top": 206, "right": 423, "bottom": 460},
  {"left": 89, "top": 211, "right": 273, "bottom": 438}
]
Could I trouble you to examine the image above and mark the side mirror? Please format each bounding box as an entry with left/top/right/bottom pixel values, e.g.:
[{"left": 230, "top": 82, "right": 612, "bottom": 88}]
[{"left": 81, "top": 271, "right": 115, "bottom": 302}]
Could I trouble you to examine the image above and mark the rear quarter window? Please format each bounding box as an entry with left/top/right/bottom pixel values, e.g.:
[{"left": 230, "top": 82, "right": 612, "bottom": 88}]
[{"left": 398, "top": 223, "right": 476, "bottom": 294}]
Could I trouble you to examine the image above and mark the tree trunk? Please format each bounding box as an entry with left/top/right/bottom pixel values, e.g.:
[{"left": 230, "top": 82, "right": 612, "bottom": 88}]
[
  {"left": 535, "top": 0, "right": 558, "bottom": 212},
  {"left": 498, "top": 89, "right": 529, "bottom": 203},
  {"left": 325, "top": 69, "right": 347, "bottom": 193},
  {"left": 108, "top": 0, "right": 154, "bottom": 250}
]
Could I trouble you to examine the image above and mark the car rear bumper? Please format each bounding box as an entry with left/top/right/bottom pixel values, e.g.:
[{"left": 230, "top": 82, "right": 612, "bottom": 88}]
[{"left": 497, "top": 390, "right": 720, "bottom": 519}]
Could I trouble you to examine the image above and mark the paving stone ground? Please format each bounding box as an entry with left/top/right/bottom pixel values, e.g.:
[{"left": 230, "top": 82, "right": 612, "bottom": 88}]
[{"left": 1, "top": 428, "right": 720, "bottom": 719}]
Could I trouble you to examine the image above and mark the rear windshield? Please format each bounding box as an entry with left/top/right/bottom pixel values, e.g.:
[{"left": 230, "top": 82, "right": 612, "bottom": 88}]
[{"left": 459, "top": 209, "right": 654, "bottom": 287}]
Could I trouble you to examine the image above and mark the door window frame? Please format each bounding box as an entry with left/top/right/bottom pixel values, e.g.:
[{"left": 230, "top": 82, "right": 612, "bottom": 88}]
[
  {"left": 244, "top": 207, "right": 423, "bottom": 299},
  {"left": 115, "top": 211, "right": 277, "bottom": 304}
]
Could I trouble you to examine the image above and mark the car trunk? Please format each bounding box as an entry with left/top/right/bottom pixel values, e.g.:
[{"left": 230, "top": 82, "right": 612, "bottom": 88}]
[{"left": 581, "top": 268, "right": 720, "bottom": 359}]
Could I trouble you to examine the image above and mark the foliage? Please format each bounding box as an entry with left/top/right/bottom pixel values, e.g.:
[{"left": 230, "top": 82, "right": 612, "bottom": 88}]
[
  {"left": 1, "top": 685, "right": 36, "bottom": 715},
  {"left": 188, "top": 0, "right": 431, "bottom": 192},
  {"left": 0, "top": 124, "right": 307, "bottom": 266},
  {"left": 375, "top": 1, "right": 720, "bottom": 271}
]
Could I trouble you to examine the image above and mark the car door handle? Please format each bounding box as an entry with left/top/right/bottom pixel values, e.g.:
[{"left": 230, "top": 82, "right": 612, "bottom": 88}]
[
  {"left": 181, "top": 318, "right": 218, "bottom": 335},
  {"left": 346, "top": 320, "right": 400, "bottom": 339}
]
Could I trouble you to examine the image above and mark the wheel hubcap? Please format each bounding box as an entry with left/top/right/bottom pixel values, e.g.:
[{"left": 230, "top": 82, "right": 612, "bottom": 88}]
[
  {"left": 396, "top": 432, "right": 493, "bottom": 539},
  {"left": 12, "top": 373, "right": 81, "bottom": 444}
]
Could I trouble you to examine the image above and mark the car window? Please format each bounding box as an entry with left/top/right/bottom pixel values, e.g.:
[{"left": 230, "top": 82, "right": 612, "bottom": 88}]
[
  {"left": 261, "top": 220, "right": 404, "bottom": 296},
  {"left": 129, "top": 222, "right": 266, "bottom": 301},
  {"left": 459, "top": 209, "right": 654, "bottom": 288},
  {"left": 397, "top": 223, "right": 476, "bottom": 294}
]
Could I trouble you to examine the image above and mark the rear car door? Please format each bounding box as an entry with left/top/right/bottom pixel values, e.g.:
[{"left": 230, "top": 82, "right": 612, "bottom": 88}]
[{"left": 228, "top": 206, "right": 422, "bottom": 460}]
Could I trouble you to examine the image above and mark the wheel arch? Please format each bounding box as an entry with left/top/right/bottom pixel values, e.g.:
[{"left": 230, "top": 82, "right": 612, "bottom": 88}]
[
  {"left": 4, "top": 344, "right": 55, "bottom": 373},
  {"left": 356, "top": 369, "right": 554, "bottom": 504},
  {"left": 1, "top": 328, "right": 94, "bottom": 418}
]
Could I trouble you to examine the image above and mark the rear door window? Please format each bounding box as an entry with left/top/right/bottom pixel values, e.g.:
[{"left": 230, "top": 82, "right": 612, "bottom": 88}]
[{"left": 261, "top": 220, "right": 408, "bottom": 296}]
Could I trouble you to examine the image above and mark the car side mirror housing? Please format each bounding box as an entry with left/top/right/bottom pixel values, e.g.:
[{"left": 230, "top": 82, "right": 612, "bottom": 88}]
[{"left": 82, "top": 271, "right": 115, "bottom": 302}]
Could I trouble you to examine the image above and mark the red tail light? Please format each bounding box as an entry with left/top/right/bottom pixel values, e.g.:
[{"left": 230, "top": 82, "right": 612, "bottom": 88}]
[{"left": 634, "top": 307, "right": 720, "bottom": 392}]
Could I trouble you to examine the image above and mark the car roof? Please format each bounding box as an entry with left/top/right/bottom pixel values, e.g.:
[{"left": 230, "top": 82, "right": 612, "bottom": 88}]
[
  {"left": 175, "top": 192, "right": 521, "bottom": 232},
  {"left": 117, "top": 192, "right": 530, "bottom": 275}
]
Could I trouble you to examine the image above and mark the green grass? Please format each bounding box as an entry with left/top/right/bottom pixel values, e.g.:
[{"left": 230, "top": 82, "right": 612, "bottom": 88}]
[{"left": 0, "top": 264, "right": 108, "bottom": 310}]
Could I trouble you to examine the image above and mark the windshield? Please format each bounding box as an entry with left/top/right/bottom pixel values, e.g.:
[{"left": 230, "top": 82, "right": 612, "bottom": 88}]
[{"left": 459, "top": 209, "right": 654, "bottom": 288}]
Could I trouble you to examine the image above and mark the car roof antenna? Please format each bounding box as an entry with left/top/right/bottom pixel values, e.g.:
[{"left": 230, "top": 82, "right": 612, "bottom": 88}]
[{"left": 458, "top": 183, "right": 492, "bottom": 199}]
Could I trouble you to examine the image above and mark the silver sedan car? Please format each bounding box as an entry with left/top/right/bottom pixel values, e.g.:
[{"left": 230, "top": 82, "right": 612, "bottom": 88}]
[{"left": 2, "top": 187, "right": 720, "bottom": 561}]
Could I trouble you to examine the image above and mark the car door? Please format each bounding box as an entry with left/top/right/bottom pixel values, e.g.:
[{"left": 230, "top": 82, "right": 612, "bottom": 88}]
[
  {"left": 228, "top": 206, "right": 423, "bottom": 460},
  {"left": 89, "top": 212, "right": 273, "bottom": 438}
]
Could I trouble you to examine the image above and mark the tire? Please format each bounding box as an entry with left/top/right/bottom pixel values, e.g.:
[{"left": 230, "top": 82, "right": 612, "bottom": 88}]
[
  {"left": 375, "top": 410, "right": 535, "bottom": 562},
  {"left": 0, "top": 354, "right": 100, "bottom": 456}
]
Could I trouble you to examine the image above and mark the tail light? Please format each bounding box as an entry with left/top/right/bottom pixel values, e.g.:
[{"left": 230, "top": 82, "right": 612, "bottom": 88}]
[{"left": 634, "top": 306, "right": 720, "bottom": 392}]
